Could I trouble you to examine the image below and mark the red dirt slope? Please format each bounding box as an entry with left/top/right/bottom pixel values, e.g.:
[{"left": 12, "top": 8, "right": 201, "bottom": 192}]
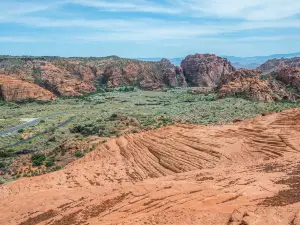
[{"left": 2, "top": 109, "right": 300, "bottom": 224}]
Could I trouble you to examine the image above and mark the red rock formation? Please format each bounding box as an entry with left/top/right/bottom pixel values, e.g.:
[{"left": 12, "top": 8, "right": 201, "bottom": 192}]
[
  {"left": 258, "top": 57, "right": 300, "bottom": 74},
  {"left": 181, "top": 54, "right": 235, "bottom": 87},
  {"left": 0, "top": 75, "right": 56, "bottom": 101},
  {"left": 102, "top": 58, "right": 187, "bottom": 90},
  {"left": 219, "top": 68, "right": 261, "bottom": 85},
  {"left": 274, "top": 66, "right": 300, "bottom": 90},
  {"left": 0, "top": 56, "right": 187, "bottom": 95},
  {"left": 218, "top": 69, "right": 297, "bottom": 102}
]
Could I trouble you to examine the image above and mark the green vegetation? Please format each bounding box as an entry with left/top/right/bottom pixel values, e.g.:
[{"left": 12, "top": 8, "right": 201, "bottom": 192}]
[
  {"left": 31, "top": 154, "right": 46, "bottom": 167},
  {"left": 45, "top": 158, "right": 55, "bottom": 167},
  {"left": 75, "top": 151, "right": 84, "bottom": 158},
  {"left": 1, "top": 88, "right": 300, "bottom": 179}
]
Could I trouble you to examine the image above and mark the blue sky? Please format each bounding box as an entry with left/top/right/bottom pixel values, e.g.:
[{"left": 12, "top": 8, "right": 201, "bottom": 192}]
[{"left": 0, "top": 0, "right": 300, "bottom": 58}]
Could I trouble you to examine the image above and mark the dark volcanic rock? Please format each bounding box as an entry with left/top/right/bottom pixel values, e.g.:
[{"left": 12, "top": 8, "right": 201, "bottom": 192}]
[{"left": 181, "top": 54, "right": 235, "bottom": 87}]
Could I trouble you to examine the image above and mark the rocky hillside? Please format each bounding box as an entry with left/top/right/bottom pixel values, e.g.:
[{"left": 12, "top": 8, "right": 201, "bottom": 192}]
[
  {"left": 0, "top": 75, "right": 56, "bottom": 101},
  {"left": 2, "top": 54, "right": 300, "bottom": 102},
  {"left": 258, "top": 57, "right": 300, "bottom": 74},
  {"left": 0, "top": 56, "right": 186, "bottom": 98},
  {"left": 181, "top": 54, "right": 235, "bottom": 87},
  {"left": 272, "top": 66, "right": 300, "bottom": 91},
  {"left": 218, "top": 69, "right": 298, "bottom": 102}
]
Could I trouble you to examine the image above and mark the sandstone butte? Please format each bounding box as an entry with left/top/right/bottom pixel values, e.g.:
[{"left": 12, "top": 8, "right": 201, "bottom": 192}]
[
  {"left": 0, "top": 75, "right": 56, "bottom": 101},
  {"left": 2, "top": 109, "right": 300, "bottom": 224}
]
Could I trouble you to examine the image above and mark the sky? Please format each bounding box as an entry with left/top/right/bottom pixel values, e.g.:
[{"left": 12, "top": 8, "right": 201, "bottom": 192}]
[{"left": 0, "top": 0, "right": 300, "bottom": 58}]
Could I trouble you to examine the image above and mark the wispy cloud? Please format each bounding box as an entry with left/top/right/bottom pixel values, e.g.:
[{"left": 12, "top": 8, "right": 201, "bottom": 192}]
[
  {"left": 0, "top": 36, "right": 41, "bottom": 43},
  {"left": 174, "top": 0, "right": 300, "bottom": 21},
  {"left": 67, "top": 0, "right": 181, "bottom": 14},
  {"left": 0, "top": 0, "right": 299, "bottom": 57}
]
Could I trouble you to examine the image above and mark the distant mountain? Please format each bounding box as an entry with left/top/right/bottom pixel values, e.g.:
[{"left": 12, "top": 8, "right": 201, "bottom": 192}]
[
  {"left": 138, "top": 58, "right": 183, "bottom": 66},
  {"left": 224, "top": 52, "right": 300, "bottom": 69},
  {"left": 139, "top": 52, "right": 300, "bottom": 69}
]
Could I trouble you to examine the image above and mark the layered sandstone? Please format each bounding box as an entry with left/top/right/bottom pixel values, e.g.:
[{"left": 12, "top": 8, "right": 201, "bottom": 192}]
[
  {"left": 218, "top": 69, "right": 297, "bottom": 102},
  {"left": 181, "top": 54, "right": 235, "bottom": 87},
  {"left": 0, "top": 75, "right": 56, "bottom": 101},
  {"left": 273, "top": 66, "right": 300, "bottom": 91},
  {"left": 101, "top": 58, "right": 186, "bottom": 90},
  {"left": 0, "top": 56, "right": 187, "bottom": 95},
  {"left": 2, "top": 109, "right": 300, "bottom": 224}
]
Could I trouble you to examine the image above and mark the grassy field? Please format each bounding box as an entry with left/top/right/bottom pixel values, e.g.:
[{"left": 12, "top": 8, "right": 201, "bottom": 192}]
[{"left": 0, "top": 88, "right": 300, "bottom": 179}]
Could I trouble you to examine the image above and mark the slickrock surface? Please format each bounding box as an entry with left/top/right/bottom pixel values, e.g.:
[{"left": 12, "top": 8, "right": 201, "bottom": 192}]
[{"left": 2, "top": 109, "right": 300, "bottom": 224}]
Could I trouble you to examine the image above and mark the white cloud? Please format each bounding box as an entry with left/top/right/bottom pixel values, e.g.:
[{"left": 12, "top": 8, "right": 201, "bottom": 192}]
[
  {"left": 68, "top": 0, "right": 181, "bottom": 14},
  {"left": 174, "top": 0, "right": 300, "bottom": 21},
  {"left": 0, "top": 0, "right": 299, "bottom": 46}
]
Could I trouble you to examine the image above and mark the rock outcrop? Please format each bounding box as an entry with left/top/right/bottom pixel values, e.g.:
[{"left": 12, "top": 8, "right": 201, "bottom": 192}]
[
  {"left": 181, "top": 54, "right": 235, "bottom": 87},
  {"left": 273, "top": 66, "right": 300, "bottom": 91},
  {"left": 101, "top": 58, "right": 186, "bottom": 90},
  {"left": 0, "top": 75, "right": 56, "bottom": 101},
  {"left": 218, "top": 69, "right": 297, "bottom": 102},
  {"left": 0, "top": 56, "right": 187, "bottom": 95},
  {"left": 258, "top": 57, "right": 300, "bottom": 74}
]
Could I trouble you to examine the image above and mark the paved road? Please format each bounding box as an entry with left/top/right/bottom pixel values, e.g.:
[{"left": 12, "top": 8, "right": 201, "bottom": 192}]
[
  {"left": 0, "top": 116, "right": 74, "bottom": 151},
  {"left": 0, "top": 112, "right": 66, "bottom": 137}
]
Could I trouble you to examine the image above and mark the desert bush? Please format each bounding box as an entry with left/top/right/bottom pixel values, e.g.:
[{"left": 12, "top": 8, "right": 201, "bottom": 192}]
[
  {"left": 45, "top": 158, "right": 55, "bottom": 168},
  {"left": 75, "top": 151, "right": 84, "bottom": 158},
  {"left": 31, "top": 154, "right": 46, "bottom": 167}
]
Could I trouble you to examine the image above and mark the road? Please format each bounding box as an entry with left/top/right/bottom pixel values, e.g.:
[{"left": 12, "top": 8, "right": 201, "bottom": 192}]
[
  {"left": 0, "top": 116, "right": 74, "bottom": 151},
  {"left": 0, "top": 112, "right": 66, "bottom": 137}
]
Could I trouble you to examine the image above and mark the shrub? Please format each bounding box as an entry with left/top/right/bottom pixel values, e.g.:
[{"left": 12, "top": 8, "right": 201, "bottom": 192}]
[
  {"left": 0, "top": 162, "right": 5, "bottom": 168},
  {"left": 45, "top": 158, "right": 55, "bottom": 168},
  {"left": 70, "top": 124, "right": 107, "bottom": 136},
  {"left": 109, "top": 113, "right": 118, "bottom": 121},
  {"left": 0, "top": 178, "right": 5, "bottom": 184},
  {"left": 31, "top": 154, "right": 46, "bottom": 167},
  {"left": 18, "top": 128, "right": 24, "bottom": 133},
  {"left": 0, "top": 151, "right": 12, "bottom": 158},
  {"left": 75, "top": 151, "right": 84, "bottom": 158},
  {"left": 48, "top": 136, "right": 56, "bottom": 142},
  {"left": 48, "top": 127, "right": 56, "bottom": 133},
  {"left": 54, "top": 165, "right": 63, "bottom": 171}
]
